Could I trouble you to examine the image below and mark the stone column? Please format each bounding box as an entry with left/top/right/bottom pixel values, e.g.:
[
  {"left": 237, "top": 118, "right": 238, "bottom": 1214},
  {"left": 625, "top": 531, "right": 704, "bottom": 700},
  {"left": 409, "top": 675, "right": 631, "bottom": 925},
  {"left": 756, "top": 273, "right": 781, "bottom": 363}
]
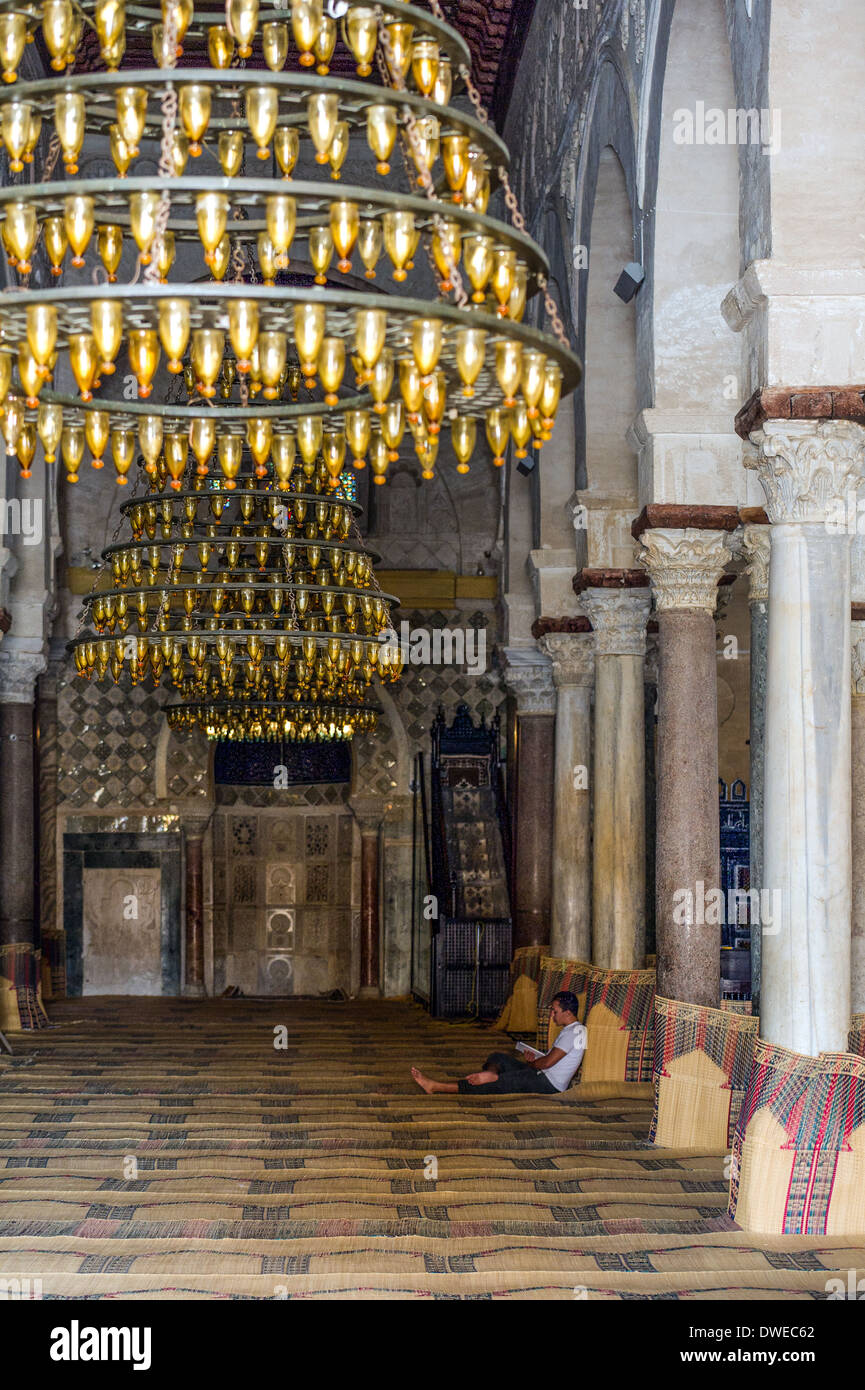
[
  {"left": 183, "top": 818, "right": 208, "bottom": 997},
  {"left": 637, "top": 527, "right": 733, "bottom": 1006},
  {"left": 742, "top": 522, "right": 770, "bottom": 1017},
  {"left": 538, "top": 632, "right": 594, "bottom": 961},
  {"left": 852, "top": 621, "right": 865, "bottom": 1015},
  {"left": 748, "top": 419, "right": 865, "bottom": 1055},
  {"left": 579, "top": 581, "right": 651, "bottom": 970},
  {"left": 351, "top": 801, "right": 383, "bottom": 997},
  {"left": 380, "top": 796, "right": 414, "bottom": 998},
  {"left": 501, "top": 655, "right": 556, "bottom": 949},
  {"left": 644, "top": 632, "right": 659, "bottom": 958},
  {"left": 36, "top": 662, "right": 63, "bottom": 1000},
  {"left": 0, "top": 650, "right": 47, "bottom": 1030}
]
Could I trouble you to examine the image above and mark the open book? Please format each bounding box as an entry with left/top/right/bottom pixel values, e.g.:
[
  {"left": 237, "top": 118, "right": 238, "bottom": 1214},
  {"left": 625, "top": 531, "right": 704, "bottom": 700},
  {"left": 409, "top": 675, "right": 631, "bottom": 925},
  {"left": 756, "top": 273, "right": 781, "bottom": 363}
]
[{"left": 515, "top": 1041, "right": 543, "bottom": 1059}]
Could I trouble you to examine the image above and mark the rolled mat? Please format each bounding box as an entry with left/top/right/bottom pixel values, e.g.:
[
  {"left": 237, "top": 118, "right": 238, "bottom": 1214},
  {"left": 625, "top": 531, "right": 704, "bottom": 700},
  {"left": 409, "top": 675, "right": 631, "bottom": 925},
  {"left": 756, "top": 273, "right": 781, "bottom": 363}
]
[
  {"left": 493, "top": 974, "right": 539, "bottom": 1033},
  {"left": 0, "top": 942, "right": 49, "bottom": 1031},
  {"left": 729, "top": 1039, "right": 865, "bottom": 1235},
  {"left": 535, "top": 956, "right": 593, "bottom": 1050},
  {"left": 649, "top": 996, "right": 758, "bottom": 1150},
  {"left": 580, "top": 966, "right": 655, "bottom": 1086},
  {"left": 849, "top": 1014, "right": 865, "bottom": 1059}
]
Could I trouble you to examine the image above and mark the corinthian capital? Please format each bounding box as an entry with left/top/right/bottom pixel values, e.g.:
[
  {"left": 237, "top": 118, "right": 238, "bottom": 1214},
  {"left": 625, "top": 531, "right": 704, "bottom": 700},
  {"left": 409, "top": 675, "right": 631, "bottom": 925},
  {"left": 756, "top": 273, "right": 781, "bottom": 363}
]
[
  {"left": 741, "top": 523, "right": 770, "bottom": 604},
  {"left": 748, "top": 419, "right": 865, "bottom": 525},
  {"left": 637, "top": 528, "right": 732, "bottom": 613},
  {"left": 0, "top": 649, "right": 46, "bottom": 703},
  {"left": 538, "top": 632, "right": 595, "bottom": 687},
  {"left": 500, "top": 652, "right": 556, "bottom": 715},
  {"left": 579, "top": 588, "right": 650, "bottom": 656}
]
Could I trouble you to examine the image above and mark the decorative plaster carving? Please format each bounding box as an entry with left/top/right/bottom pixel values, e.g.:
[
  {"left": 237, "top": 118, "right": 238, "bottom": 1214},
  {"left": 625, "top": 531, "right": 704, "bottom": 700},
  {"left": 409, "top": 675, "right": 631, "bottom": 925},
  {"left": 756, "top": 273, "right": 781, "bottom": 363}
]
[
  {"left": 501, "top": 658, "right": 556, "bottom": 715},
  {"left": 747, "top": 420, "right": 865, "bottom": 525},
  {"left": 0, "top": 650, "right": 46, "bottom": 703},
  {"left": 538, "top": 633, "right": 595, "bottom": 687},
  {"left": 742, "top": 523, "right": 771, "bottom": 604},
  {"left": 637, "top": 529, "right": 732, "bottom": 614},
  {"left": 580, "top": 588, "right": 650, "bottom": 657},
  {"left": 852, "top": 622, "right": 865, "bottom": 697}
]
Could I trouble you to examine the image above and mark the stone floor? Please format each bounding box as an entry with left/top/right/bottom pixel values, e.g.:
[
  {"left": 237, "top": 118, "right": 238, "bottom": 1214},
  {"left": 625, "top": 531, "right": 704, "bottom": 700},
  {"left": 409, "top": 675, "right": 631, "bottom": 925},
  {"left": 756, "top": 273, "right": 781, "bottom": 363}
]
[{"left": 0, "top": 997, "right": 863, "bottom": 1299}]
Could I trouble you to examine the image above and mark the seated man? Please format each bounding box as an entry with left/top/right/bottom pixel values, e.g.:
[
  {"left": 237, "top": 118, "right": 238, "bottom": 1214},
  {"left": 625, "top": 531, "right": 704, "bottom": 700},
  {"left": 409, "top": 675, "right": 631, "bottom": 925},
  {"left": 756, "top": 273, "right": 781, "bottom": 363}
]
[{"left": 411, "top": 991, "right": 586, "bottom": 1095}]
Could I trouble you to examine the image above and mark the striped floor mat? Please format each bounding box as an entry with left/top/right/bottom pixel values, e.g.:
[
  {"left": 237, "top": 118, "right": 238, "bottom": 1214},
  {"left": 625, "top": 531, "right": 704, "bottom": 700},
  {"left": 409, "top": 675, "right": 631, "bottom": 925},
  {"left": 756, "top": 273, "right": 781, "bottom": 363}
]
[{"left": 1, "top": 997, "right": 862, "bottom": 1299}]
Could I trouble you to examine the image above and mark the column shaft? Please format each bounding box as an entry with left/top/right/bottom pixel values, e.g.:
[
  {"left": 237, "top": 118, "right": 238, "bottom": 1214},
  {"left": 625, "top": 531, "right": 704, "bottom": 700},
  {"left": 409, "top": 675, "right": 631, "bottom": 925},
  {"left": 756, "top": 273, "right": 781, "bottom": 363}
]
[
  {"left": 638, "top": 526, "right": 733, "bottom": 1007},
  {"left": 743, "top": 524, "right": 770, "bottom": 1017},
  {"left": 763, "top": 524, "right": 851, "bottom": 1052},
  {"left": 360, "top": 829, "right": 380, "bottom": 993},
  {"left": 655, "top": 609, "right": 722, "bottom": 1004},
  {"left": 749, "top": 419, "right": 865, "bottom": 1055},
  {"left": 0, "top": 702, "right": 36, "bottom": 949},
  {"left": 184, "top": 833, "right": 205, "bottom": 996},
  {"left": 852, "top": 684, "right": 865, "bottom": 1014},
  {"left": 539, "top": 633, "right": 594, "bottom": 961},
  {"left": 511, "top": 713, "right": 555, "bottom": 948},
  {"left": 580, "top": 586, "right": 650, "bottom": 970}
]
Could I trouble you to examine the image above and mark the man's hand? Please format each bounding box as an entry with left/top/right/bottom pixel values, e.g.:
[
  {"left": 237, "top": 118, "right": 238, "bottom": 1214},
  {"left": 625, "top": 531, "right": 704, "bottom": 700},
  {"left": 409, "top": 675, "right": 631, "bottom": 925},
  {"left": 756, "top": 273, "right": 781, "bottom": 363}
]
[{"left": 530, "top": 1047, "right": 566, "bottom": 1071}]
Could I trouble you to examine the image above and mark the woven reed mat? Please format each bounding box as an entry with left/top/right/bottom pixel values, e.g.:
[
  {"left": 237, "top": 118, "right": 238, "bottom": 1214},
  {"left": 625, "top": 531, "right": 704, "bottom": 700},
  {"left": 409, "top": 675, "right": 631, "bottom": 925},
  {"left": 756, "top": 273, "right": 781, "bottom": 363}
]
[{"left": 1, "top": 998, "right": 863, "bottom": 1300}]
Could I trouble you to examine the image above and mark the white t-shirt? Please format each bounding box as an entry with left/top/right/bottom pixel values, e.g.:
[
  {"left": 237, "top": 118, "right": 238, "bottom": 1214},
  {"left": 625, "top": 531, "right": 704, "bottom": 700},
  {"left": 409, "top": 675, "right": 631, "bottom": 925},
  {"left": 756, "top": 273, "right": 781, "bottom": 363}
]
[{"left": 544, "top": 1021, "right": 587, "bottom": 1092}]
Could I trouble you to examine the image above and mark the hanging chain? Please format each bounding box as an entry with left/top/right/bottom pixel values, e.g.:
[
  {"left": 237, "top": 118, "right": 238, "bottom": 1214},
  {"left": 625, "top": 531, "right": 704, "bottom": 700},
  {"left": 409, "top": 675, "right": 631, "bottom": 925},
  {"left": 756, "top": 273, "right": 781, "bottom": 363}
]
[
  {"left": 374, "top": 7, "right": 468, "bottom": 309},
  {"left": 424, "top": 0, "right": 570, "bottom": 348},
  {"left": 143, "top": 3, "right": 179, "bottom": 285}
]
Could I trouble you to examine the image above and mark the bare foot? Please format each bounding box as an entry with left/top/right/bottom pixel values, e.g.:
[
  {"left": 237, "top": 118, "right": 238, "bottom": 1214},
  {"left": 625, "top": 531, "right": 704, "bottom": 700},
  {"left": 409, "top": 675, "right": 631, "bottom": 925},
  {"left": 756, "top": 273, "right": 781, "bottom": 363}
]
[
  {"left": 411, "top": 1066, "right": 437, "bottom": 1094},
  {"left": 465, "top": 1070, "right": 497, "bottom": 1085}
]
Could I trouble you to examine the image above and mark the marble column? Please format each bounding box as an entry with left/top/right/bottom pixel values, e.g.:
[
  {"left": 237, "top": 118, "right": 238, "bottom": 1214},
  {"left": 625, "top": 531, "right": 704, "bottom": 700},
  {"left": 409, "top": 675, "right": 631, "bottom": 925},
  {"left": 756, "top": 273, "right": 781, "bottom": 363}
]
[
  {"left": 183, "top": 819, "right": 207, "bottom": 997},
  {"left": 380, "top": 796, "right": 414, "bottom": 998},
  {"left": 502, "top": 657, "right": 556, "bottom": 949},
  {"left": 0, "top": 651, "right": 47, "bottom": 1030},
  {"left": 579, "top": 586, "right": 651, "bottom": 969},
  {"left": 638, "top": 529, "right": 732, "bottom": 1006},
  {"left": 644, "top": 633, "right": 659, "bottom": 958},
  {"left": 349, "top": 801, "right": 383, "bottom": 998},
  {"left": 538, "top": 633, "right": 594, "bottom": 961},
  {"left": 748, "top": 419, "right": 865, "bottom": 1055},
  {"left": 742, "top": 523, "right": 770, "bottom": 1017},
  {"left": 36, "top": 662, "right": 63, "bottom": 1000},
  {"left": 852, "top": 622, "right": 865, "bottom": 1015}
]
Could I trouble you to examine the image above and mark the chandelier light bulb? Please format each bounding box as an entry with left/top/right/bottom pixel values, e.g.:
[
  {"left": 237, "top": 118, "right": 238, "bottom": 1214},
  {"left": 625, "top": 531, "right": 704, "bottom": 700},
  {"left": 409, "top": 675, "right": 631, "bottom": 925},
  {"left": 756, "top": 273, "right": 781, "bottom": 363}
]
[
  {"left": 84, "top": 409, "right": 110, "bottom": 468},
  {"left": 274, "top": 126, "right": 299, "bottom": 178},
  {"left": 291, "top": 0, "right": 322, "bottom": 67},
  {"left": 246, "top": 84, "right": 278, "bottom": 160},
  {"left": 37, "top": 400, "right": 63, "bottom": 463}
]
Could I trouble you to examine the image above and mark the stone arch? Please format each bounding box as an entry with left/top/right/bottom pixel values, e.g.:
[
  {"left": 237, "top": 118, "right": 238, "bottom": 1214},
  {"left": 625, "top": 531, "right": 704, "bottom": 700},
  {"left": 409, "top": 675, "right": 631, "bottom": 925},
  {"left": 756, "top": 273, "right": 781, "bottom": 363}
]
[{"left": 155, "top": 717, "right": 215, "bottom": 805}]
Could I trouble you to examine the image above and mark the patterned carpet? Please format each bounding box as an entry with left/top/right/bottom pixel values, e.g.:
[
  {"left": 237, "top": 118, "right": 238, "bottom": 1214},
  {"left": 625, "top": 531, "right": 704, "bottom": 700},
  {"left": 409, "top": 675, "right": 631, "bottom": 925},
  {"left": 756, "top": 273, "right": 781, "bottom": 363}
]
[{"left": 0, "top": 998, "right": 863, "bottom": 1299}]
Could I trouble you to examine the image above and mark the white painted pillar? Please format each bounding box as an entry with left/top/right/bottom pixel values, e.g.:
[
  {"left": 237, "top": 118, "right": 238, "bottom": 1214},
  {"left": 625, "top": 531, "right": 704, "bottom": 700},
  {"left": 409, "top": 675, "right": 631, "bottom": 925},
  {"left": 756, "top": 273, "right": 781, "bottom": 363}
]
[{"left": 750, "top": 420, "right": 865, "bottom": 1055}]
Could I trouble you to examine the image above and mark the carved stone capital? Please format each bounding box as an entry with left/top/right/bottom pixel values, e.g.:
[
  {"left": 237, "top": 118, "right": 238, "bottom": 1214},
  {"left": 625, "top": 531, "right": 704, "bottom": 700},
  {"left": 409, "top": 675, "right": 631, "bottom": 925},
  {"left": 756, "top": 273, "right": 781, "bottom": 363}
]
[
  {"left": 853, "top": 621, "right": 865, "bottom": 697},
  {"left": 0, "top": 649, "right": 46, "bottom": 703},
  {"left": 501, "top": 656, "right": 556, "bottom": 715},
  {"left": 537, "top": 632, "right": 595, "bottom": 688},
  {"left": 579, "top": 587, "right": 650, "bottom": 656},
  {"left": 741, "top": 523, "right": 771, "bottom": 604},
  {"left": 637, "top": 528, "right": 732, "bottom": 614},
  {"left": 747, "top": 419, "right": 865, "bottom": 525},
  {"left": 349, "top": 796, "right": 384, "bottom": 836}
]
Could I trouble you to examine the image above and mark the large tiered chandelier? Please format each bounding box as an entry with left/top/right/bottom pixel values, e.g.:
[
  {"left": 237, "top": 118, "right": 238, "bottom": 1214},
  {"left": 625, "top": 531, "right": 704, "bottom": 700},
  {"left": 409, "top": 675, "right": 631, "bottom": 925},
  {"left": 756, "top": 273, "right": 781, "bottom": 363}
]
[{"left": 0, "top": 0, "right": 580, "bottom": 738}]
